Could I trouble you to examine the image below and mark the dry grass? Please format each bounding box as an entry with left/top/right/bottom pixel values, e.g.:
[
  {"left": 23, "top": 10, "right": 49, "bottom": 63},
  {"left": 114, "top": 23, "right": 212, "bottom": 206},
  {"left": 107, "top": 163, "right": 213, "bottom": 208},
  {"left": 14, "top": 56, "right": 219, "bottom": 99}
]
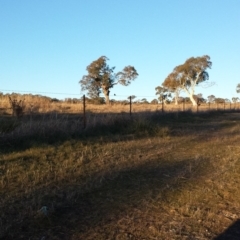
[
  {"left": 0, "top": 108, "right": 240, "bottom": 239},
  {"left": 1, "top": 98, "right": 240, "bottom": 116}
]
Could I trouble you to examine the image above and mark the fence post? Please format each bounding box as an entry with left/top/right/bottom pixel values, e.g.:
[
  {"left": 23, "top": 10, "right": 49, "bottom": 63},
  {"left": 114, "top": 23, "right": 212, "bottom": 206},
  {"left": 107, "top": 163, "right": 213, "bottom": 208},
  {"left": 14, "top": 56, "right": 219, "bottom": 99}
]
[
  {"left": 161, "top": 96, "right": 164, "bottom": 113},
  {"left": 182, "top": 99, "right": 185, "bottom": 112},
  {"left": 230, "top": 102, "right": 231, "bottom": 110},
  {"left": 209, "top": 102, "right": 210, "bottom": 111},
  {"left": 129, "top": 96, "right": 132, "bottom": 116},
  {"left": 83, "top": 95, "right": 86, "bottom": 129}
]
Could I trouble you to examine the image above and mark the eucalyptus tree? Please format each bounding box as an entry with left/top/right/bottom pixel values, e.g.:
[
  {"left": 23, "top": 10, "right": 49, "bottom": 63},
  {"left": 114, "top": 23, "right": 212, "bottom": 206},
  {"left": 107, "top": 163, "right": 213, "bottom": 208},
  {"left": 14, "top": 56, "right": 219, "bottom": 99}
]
[
  {"left": 207, "top": 95, "right": 215, "bottom": 103},
  {"left": 151, "top": 99, "right": 158, "bottom": 104},
  {"left": 236, "top": 83, "right": 240, "bottom": 93},
  {"left": 79, "top": 56, "right": 138, "bottom": 104},
  {"left": 127, "top": 95, "right": 136, "bottom": 101},
  {"left": 162, "top": 55, "right": 212, "bottom": 106},
  {"left": 215, "top": 98, "right": 225, "bottom": 104},
  {"left": 161, "top": 73, "right": 181, "bottom": 104},
  {"left": 232, "top": 97, "right": 239, "bottom": 103},
  {"left": 155, "top": 86, "right": 172, "bottom": 104},
  {"left": 140, "top": 98, "right": 149, "bottom": 104}
]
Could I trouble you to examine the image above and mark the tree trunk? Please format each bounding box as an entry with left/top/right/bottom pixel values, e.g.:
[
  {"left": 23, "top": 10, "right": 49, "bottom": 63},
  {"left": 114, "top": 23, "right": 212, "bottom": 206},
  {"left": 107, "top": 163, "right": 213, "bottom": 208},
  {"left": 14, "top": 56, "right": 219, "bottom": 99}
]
[
  {"left": 105, "top": 94, "right": 110, "bottom": 104},
  {"left": 174, "top": 97, "right": 178, "bottom": 105},
  {"left": 189, "top": 94, "right": 197, "bottom": 106},
  {"left": 102, "top": 87, "right": 110, "bottom": 104},
  {"left": 183, "top": 88, "right": 197, "bottom": 106},
  {"left": 174, "top": 88, "right": 181, "bottom": 105}
]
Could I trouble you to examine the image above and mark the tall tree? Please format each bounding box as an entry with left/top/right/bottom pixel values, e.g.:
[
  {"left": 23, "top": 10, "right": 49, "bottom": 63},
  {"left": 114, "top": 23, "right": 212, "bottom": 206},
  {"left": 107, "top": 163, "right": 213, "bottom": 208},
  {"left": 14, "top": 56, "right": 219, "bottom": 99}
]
[
  {"left": 162, "top": 55, "right": 212, "bottom": 106},
  {"left": 79, "top": 56, "right": 138, "bottom": 104}
]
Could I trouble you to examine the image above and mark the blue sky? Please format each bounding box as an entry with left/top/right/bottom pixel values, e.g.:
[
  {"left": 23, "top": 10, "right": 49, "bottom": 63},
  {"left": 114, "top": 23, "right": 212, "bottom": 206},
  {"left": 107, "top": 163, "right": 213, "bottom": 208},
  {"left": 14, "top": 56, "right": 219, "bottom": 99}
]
[{"left": 0, "top": 0, "right": 239, "bottom": 102}]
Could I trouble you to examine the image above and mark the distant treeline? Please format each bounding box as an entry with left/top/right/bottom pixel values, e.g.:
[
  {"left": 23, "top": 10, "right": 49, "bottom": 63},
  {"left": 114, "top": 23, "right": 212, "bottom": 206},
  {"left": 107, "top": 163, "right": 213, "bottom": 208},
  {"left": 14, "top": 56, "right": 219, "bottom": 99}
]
[{"left": 0, "top": 92, "right": 238, "bottom": 105}]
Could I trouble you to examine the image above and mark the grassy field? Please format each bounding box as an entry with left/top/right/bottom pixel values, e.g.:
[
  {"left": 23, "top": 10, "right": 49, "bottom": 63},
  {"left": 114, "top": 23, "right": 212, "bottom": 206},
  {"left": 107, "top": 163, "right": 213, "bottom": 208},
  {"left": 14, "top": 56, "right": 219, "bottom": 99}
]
[
  {"left": 1, "top": 98, "right": 239, "bottom": 116},
  {"left": 0, "top": 107, "right": 240, "bottom": 239}
]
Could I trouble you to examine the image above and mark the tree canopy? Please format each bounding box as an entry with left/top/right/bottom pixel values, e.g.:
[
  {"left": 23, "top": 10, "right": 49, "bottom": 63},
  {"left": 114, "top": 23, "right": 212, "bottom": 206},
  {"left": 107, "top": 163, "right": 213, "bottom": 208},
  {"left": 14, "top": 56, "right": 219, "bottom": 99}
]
[
  {"left": 236, "top": 83, "right": 240, "bottom": 93},
  {"left": 232, "top": 97, "right": 239, "bottom": 103},
  {"left": 207, "top": 95, "right": 215, "bottom": 103},
  {"left": 155, "top": 86, "right": 171, "bottom": 104},
  {"left": 162, "top": 55, "right": 212, "bottom": 106},
  {"left": 79, "top": 56, "right": 138, "bottom": 104}
]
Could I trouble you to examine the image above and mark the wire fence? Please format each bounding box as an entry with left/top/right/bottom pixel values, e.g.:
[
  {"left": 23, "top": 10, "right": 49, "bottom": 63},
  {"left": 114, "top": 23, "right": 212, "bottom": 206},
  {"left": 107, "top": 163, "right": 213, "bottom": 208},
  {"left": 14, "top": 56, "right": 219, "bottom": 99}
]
[{"left": 1, "top": 91, "right": 240, "bottom": 130}]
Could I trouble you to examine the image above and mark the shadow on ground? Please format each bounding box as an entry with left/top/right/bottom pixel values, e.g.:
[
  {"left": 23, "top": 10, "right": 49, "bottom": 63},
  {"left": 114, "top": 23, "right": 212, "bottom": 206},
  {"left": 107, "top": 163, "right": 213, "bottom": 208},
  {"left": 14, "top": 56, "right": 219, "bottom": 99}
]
[
  {"left": 214, "top": 219, "right": 240, "bottom": 240},
  {"left": 1, "top": 154, "right": 208, "bottom": 239}
]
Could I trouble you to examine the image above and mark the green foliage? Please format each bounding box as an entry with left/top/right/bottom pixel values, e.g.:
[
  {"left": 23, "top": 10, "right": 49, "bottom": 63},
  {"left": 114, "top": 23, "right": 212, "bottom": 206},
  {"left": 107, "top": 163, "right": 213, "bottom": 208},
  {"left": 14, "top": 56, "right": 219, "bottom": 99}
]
[
  {"left": 140, "top": 98, "right": 149, "bottom": 104},
  {"left": 162, "top": 55, "right": 212, "bottom": 106},
  {"left": 174, "top": 55, "right": 212, "bottom": 86},
  {"left": 236, "top": 83, "right": 240, "bottom": 93},
  {"left": 207, "top": 95, "right": 215, "bottom": 103},
  {"left": 155, "top": 86, "right": 172, "bottom": 103},
  {"left": 232, "top": 97, "right": 239, "bottom": 103},
  {"left": 79, "top": 56, "right": 138, "bottom": 104},
  {"left": 127, "top": 95, "right": 136, "bottom": 100},
  {"left": 215, "top": 98, "right": 225, "bottom": 103},
  {"left": 151, "top": 99, "right": 158, "bottom": 104}
]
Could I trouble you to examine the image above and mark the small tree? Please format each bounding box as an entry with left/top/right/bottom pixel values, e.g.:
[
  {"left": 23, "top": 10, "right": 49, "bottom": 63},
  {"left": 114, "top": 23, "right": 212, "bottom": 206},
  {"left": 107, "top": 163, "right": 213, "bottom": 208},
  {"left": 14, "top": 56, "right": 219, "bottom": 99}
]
[
  {"left": 155, "top": 86, "right": 172, "bottom": 104},
  {"left": 151, "top": 99, "right": 158, "bottom": 104},
  {"left": 79, "top": 56, "right": 138, "bottom": 104},
  {"left": 162, "top": 55, "right": 212, "bottom": 106},
  {"left": 215, "top": 98, "right": 225, "bottom": 104},
  {"left": 194, "top": 94, "right": 206, "bottom": 106},
  {"left": 140, "top": 98, "right": 149, "bottom": 104},
  {"left": 127, "top": 95, "right": 136, "bottom": 101},
  {"left": 8, "top": 96, "right": 24, "bottom": 117},
  {"left": 161, "top": 74, "right": 182, "bottom": 105},
  {"left": 51, "top": 98, "right": 60, "bottom": 103},
  {"left": 236, "top": 83, "right": 240, "bottom": 93},
  {"left": 232, "top": 97, "right": 239, "bottom": 103},
  {"left": 207, "top": 95, "right": 215, "bottom": 103},
  {"left": 91, "top": 97, "right": 106, "bottom": 104}
]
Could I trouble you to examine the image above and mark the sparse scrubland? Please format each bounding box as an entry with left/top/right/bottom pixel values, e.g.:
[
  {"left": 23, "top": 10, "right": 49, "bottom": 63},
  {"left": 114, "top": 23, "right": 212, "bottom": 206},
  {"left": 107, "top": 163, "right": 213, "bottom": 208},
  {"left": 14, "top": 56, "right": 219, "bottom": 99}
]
[{"left": 0, "top": 103, "right": 240, "bottom": 239}]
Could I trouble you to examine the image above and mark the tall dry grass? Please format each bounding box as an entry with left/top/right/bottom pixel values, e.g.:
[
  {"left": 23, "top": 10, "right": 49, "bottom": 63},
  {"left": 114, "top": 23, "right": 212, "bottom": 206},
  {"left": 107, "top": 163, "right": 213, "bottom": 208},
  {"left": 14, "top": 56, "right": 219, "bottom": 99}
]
[{"left": 1, "top": 97, "right": 240, "bottom": 116}]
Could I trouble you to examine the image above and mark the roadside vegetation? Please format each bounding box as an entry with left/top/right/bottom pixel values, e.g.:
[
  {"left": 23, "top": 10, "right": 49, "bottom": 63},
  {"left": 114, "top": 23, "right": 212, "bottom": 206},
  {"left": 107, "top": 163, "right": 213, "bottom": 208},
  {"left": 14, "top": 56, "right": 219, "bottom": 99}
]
[{"left": 1, "top": 106, "right": 240, "bottom": 239}]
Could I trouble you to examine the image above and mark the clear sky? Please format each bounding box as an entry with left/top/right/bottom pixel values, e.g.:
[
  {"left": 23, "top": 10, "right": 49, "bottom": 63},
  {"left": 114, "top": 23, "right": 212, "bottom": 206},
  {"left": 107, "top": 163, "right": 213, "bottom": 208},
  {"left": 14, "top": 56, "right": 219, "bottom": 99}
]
[{"left": 0, "top": 0, "right": 239, "bottom": 102}]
